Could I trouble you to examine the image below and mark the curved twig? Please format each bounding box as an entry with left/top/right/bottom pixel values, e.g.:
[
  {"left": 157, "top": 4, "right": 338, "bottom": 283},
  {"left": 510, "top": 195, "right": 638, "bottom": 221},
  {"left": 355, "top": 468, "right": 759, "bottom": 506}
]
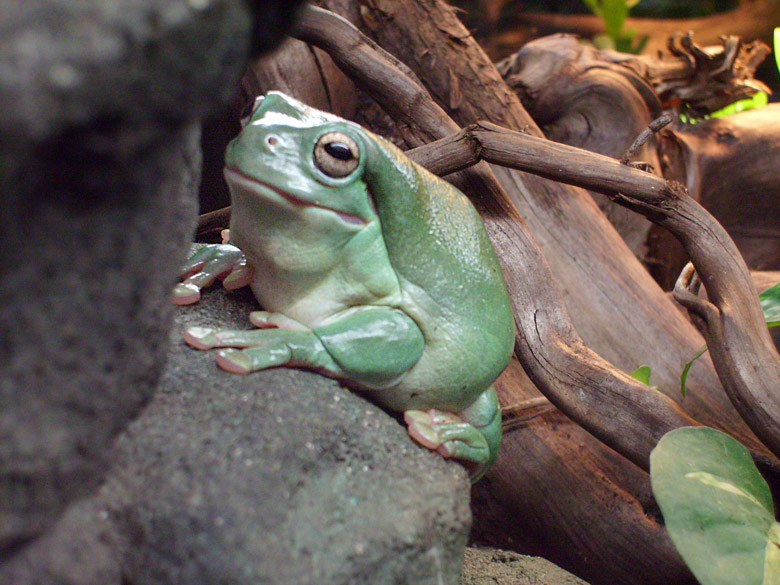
[
  {"left": 295, "top": 6, "right": 459, "bottom": 146},
  {"left": 411, "top": 121, "right": 780, "bottom": 458},
  {"left": 621, "top": 113, "right": 673, "bottom": 166},
  {"left": 673, "top": 263, "right": 719, "bottom": 325}
]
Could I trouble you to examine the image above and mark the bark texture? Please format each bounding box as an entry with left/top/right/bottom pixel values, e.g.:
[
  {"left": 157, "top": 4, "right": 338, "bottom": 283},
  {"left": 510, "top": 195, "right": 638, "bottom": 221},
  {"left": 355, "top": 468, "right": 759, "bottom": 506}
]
[
  {"left": 349, "top": 0, "right": 760, "bottom": 446},
  {"left": 215, "top": 3, "right": 780, "bottom": 584}
]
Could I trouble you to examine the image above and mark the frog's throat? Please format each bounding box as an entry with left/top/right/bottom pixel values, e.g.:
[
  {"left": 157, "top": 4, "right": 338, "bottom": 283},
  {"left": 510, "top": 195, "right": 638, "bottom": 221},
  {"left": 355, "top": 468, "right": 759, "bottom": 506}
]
[{"left": 224, "top": 166, "right": 367, "bottom": 226}]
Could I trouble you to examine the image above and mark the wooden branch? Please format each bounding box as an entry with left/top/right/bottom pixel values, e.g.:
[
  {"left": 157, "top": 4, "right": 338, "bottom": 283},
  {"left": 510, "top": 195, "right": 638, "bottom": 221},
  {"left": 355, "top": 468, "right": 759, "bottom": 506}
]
[
  {"left": 607, "top": 34, "right": 771, "bottom": 117},
  {"left": 197, "top": 207, "right": 231, "bottom": 242},
  {"left": 291, "top": 5, "right": 707, "bottom": 471},
  {"left": 295, "top": 6, "right": 459, "bottom": 146},
  {"left": 354, "top": 0, "right": 756, "bottom": 454},
  {"left": 498, "top": 33, "right": 770, "bottom": 128},
  {"left": 411, "top": 121, "right": 780, "bottom": 459}
]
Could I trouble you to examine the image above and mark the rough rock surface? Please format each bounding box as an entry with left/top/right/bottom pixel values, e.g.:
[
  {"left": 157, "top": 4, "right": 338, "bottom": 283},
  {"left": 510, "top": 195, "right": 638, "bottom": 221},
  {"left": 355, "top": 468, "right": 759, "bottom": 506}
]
[
  {"left": 1, "top": 0, "right": 472, "bottom": 580},
  {"left": 461, "top": 547, "right": 591, "bottom": 585},
  {"left": 0, "top": 0, "right": 302, "bottom": 566},
  {"left": 2, "top": 284, "right": 472, "bottom": 584}
]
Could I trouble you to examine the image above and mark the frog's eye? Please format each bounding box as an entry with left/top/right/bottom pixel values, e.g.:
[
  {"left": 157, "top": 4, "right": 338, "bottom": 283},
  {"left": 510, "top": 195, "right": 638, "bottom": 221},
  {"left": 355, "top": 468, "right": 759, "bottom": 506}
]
[
  {"left": 314, "top": 132, "right": 360, "bottom": 178},
  {"left": 239, "top": 96, "right": 264, "bottom": 127}
]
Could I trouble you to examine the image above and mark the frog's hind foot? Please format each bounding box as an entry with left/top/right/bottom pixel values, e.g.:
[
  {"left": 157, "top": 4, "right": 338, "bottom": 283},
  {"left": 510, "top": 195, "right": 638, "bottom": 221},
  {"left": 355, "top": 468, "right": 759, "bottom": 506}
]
[
  {"left": 404, "top": 387, "right": 501, "bottom": 482},
  {"left": 404, "top": 409, "right": 491, "bottom": 482}
]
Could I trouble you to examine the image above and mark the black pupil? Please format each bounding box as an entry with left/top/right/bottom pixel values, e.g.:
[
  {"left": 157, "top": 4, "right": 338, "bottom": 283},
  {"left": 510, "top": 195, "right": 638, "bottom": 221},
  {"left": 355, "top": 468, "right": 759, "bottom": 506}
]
[{"left": 324, "top": 141, "right": 354, "bottom": 161}]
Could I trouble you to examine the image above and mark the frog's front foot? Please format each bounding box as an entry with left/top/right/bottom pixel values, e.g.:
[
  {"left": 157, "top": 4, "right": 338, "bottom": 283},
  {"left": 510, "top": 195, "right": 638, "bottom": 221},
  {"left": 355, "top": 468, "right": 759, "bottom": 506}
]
[
  {"left": 183, "top": 321, "right": 329, "bottom": 376},
  {"left": 172, "top": 243, "right": 254, "bottom": 305},
  {"left": 403, "top": 387, "right": 501, "bottom": 482}
]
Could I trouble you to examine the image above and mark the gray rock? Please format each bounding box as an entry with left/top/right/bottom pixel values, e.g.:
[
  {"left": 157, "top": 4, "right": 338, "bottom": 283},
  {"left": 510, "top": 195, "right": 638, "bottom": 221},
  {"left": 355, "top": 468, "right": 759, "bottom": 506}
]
[
  {"left": 0, "top": 0, "right": 287, "bottom": 559},
  {"left": 0, "top": 114, "right": 201, "bottom": 551},
  {"left": 1, "top": 284, "right": 472, "bottom": 584},
  {"left": 461, "top": 547, "right": 591, "bottom": 585},
  {"left": 0, "top": 0, "right": 468, "bottom": 580},
  {"left": 0, "top": 0, "right": 252, "bottom": 144}
]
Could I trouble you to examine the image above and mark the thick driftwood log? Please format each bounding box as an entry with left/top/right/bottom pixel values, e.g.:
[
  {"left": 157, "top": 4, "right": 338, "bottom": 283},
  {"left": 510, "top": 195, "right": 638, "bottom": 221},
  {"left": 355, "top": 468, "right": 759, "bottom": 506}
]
[
  {"left": 495, "top": 33, "right": 663, "bottom": 256},
  {"left": 497, "top": 34, "right": 780, "bottom": 276},
  {"left": 295, "top": 4, "right": 704, "bottom": 472},
  {"left": 408, "top": 121, "right": 780, "bottom": 459},
  {"left": 661, "top": 106, "right": 780, "bottom": 271},
  {"left": 498, "top": 33, "right": 769, "bottom": 148},
  {"left": 349, "top": 0, "right": 762, "bottom": 449}
]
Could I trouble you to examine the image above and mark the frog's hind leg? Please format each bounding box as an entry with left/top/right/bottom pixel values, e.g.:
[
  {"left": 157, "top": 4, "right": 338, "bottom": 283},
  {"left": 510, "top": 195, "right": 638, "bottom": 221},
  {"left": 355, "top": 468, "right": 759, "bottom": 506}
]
[{"left": 404, "top": 386, "right": 501, "bottom": 482}]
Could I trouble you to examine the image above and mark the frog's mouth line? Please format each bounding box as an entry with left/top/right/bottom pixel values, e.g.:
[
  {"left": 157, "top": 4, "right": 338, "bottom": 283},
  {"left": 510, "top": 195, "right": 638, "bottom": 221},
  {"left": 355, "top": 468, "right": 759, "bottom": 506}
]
[{"left": 224, "top": 166, "right": 367, "bottom": 226}]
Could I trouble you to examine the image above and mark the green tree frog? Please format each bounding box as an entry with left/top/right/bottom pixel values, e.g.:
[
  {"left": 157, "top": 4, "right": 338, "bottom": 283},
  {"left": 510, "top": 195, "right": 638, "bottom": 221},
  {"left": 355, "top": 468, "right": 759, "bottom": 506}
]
[{"left": 175, "top": 92, "right": 514, "bottom": 480}]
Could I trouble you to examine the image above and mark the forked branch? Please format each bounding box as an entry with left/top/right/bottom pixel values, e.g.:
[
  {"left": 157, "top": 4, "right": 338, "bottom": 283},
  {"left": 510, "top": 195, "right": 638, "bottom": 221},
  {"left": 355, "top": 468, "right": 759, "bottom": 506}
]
[{"left": 410, "top": 120, "right": 780, "bottom": 459}]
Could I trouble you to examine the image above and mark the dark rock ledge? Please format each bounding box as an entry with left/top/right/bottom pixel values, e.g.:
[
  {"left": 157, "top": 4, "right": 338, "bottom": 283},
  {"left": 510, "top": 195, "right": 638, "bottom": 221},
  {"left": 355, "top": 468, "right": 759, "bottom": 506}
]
[{"left": 2, "top": 285, "right": 471, "bottom": 584}]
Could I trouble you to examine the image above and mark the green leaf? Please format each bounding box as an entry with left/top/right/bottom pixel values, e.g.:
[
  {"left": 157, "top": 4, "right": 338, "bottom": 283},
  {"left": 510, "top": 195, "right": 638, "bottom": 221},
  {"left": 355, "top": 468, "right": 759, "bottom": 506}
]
[
  {"left": 629, "top": 365, "right": 651, "bottom": 385},
  {"left": 651, "top": 428, "right": 778, "bottom": 585},
  {"left": 592, "top": 33, "right": 615, "bottom": 51},
  {"left": 680, "top": 344, "right": 708, "bottom": 397},
  {"left": 774, "top": 28, "right": 780, "bottom": 75},
  {"left": 631, "top": 33, "right": 650, "bottom": 54},
  {"left": 710, "top": 92, "right": 769, "bottom": 119},
  {"left": 601, "top": 0, "right": 629, "bottom": 42},
  {"left": 766, "top": 523, "right": 780, "bottom": 585},
  {"left": 581, "top": 0, "right": 601, "bottom": 16},
  {"left": 759, "top": 280, "right": 780, "bottom": 327}
]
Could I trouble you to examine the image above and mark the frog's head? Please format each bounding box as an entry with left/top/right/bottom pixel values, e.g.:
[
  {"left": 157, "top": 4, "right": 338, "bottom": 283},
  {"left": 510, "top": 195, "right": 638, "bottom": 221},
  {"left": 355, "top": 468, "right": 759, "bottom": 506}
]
[{"left": 224, "top": 91, "right": 376, "bottom": 230}]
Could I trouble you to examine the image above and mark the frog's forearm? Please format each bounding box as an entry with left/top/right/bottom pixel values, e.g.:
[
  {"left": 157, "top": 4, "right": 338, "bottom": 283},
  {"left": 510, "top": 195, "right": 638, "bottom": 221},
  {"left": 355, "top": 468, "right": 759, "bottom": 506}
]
[
  {"left": 313, "top": 307, "right": 424, "bottom": 387},
  {"left": 215, "top": 329, "right": 338, "bottom": 375}
]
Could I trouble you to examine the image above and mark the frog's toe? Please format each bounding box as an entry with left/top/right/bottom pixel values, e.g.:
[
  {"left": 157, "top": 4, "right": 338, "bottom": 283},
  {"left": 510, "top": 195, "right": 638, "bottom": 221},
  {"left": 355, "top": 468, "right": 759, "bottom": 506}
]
[
  {"left": 222, "top": 263, "right": 254, "bottom": 290},
  {"left": 172, "top": 282, "right": 201, "bottom": 305},
  {"left": 216, "top": 345, "right": 293, "bottom": 374},
  {"left": 249, "top": 311, "right": 309, "bottom": 331},
  {"left": 404, "top": 409, "right": 460, "bottom": 451},
  {"left": 216, "top": 348, "right": 251, "bottom": 375},
  {"left": 184, "top": 326, "right": 220, "bottom": 349},
  {"left": 404, "top": 410, "right": 440, "bottom": 450}
]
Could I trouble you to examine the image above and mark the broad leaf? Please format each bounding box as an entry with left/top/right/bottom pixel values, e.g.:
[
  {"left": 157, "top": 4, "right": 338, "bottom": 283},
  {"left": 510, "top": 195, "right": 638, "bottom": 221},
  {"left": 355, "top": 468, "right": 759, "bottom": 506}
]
[{"left": 651, "top": 427, "right": 779, "bottom": 585}]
